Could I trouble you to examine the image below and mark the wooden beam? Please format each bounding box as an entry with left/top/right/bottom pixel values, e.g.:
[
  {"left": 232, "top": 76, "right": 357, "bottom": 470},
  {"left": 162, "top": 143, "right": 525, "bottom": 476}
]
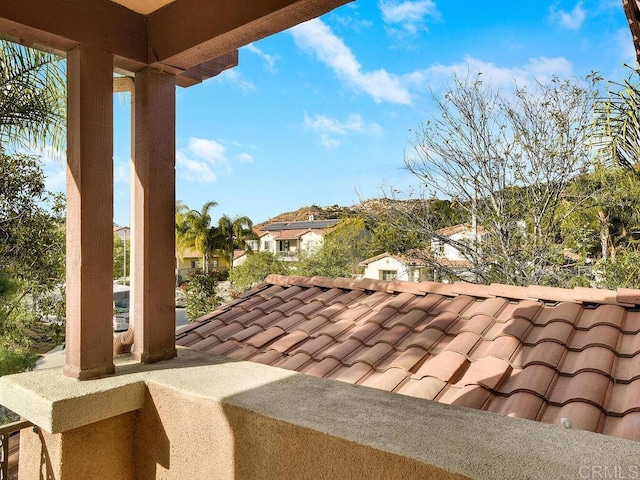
[
  {"left": 624, "top": 0, "right": 640, "bottom": 63},
  {"left": 0, "top": 0, "right": 146, "bottom": 67},
  {"left": 147, "top": 0, "right": 353, "bottom": 70},
  {"left": 64, "top": 44, "right": 115, "bottom": 380},
  {"left": 131, "top": 67, "right": 177, "bottom": 364},
  {"left": 176, "top": 51, "right": 239, "bottom": 87}
]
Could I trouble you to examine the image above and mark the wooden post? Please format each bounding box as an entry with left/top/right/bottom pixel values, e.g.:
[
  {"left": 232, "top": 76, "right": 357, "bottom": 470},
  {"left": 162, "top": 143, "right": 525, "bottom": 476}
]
[
  {"left": 64, "top": 44, "right": 115, "bottom": 380},
  {"left": 131, "top": 67, "right": 177, "bottom": 363}
]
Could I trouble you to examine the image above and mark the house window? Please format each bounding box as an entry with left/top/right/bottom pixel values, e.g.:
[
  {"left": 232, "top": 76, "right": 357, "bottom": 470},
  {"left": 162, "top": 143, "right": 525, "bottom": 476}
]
[
  {"left": 380, "top": 270, "right": 397, "bottom": 281},
  {"left": 211, "top": 259, "right": 218, "bottom": 268},
  {"left": 191, "top": 260, "right": 199, "bottom": 269},
  {"left": 263, "top": 241, "right": 272, "bottom": 250}
]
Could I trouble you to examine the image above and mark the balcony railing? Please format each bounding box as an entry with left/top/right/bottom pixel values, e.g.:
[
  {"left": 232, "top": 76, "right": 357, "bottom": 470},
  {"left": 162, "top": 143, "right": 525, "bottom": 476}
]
[
  {"left": 276, "top": 250, "right": 298, "bottom": 258},
  {"left": 1, "top": 419, "right": 34, "bottom": 480}
]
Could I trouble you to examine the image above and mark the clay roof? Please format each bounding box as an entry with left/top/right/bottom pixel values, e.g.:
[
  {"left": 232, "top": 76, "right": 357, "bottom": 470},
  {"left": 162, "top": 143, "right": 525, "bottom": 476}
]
[
  {"left": 435, "top": 223, "right": 485, "bottom": 237},
  {"left": 176, "top": 275, "right": 640, "bottom": 443}
]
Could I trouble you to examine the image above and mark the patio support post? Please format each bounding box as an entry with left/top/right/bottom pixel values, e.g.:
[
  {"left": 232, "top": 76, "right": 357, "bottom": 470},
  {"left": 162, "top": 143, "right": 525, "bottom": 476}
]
[
  {"left": 64, "top": 44, "right": 115, "bottom": 380},
  {"left": 131, "top": 67, "right": 177, "bottom": 363}
]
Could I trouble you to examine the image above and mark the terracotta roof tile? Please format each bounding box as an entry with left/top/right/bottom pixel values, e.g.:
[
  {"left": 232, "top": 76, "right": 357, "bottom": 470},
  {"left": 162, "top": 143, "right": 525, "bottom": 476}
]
[
  {"left": 245, "top": 327, "right": 286, "bottom": 348},
  {"left": 622, "top": 310, "right": 640, "bottom": 333},
  {"left": 437, "top": 384, "right": 493, "bottom": 409},
  {"left": 540, "top": 402, "right": 603, "bottom": 432},
  {"left": 532, "top": 302, "right": 583, "bottom": 326},
  {"left": 375, "top": 347, "right": 429, "bottom": 372},
  {"left": 414, "top": 351, "right": 468, "bottom": 382},
  {"left": 360, "top": 367, "right": 409, "bottom": 391},
  {"left": 495, "top": 300, "right": 543, "bottom": 322},
  {"left": 548, "top": 372, "right": 611, "bottom": 406},
  {"left": 607, "top": 380, "right": 640, "bottom": 415},
  {"left": 446, "top": 314, "right": 494, "bottom": 336},
  {"left": 576, "top": 304, "right": 626, "bottom": 329},
  {"left": 329, "top": 363, "right": 373, "bottom": 384},
  {"left": 496, "top": 365, "right": 556, "bottom": 396},
  {"left": 601, "top": 412, "right": 640, "bottom": 441},
  {"left": 560, "top": 347, "right": 616, "bottom": 376},
  {"left": 345, "top": 343, "right": 394, "bottom": 367},
  {"left": 613, "top": 354, "right": 640, "bottom": 382},
  {"left": 179, "top": 274, "right": 640, "bottom": 443},
  {"left": 274, "top": 352, "right": 312, "bottom": 371},
  {"left": 397, "top": 376, "right": 447, "bottom": 400},
  {"left": 468, "top": 335, "right": 522, "bottom": 361},
  {"left": 567, "top": 325, "right": 621, "bottom": 351},
  {"left": 300, "top": 358, "right": 342, "bottom": 378},
  {"left": 455, "top": 357, "right": 512, "bottom": 389},
  {"left": 396, "top": 328, "right": 445, "bottom": 351},
  {"left": 267, "top": 330, "right": 309, "bottom": 353},
  {"left": 364, "top": 325, "right": 411, "bottom": 347},
  {"left": 486, "top": 391, "right": 545, "bottom": 419}
]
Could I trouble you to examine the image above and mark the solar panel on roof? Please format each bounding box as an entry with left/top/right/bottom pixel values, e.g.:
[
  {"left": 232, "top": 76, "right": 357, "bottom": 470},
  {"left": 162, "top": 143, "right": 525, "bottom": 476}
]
[{"left": 262, "top": 219, "right": 339, "bottom": 231}]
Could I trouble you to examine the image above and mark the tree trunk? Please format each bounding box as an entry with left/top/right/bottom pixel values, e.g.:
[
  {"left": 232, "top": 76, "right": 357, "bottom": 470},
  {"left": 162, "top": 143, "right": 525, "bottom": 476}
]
[{"left": 598, "top": 209, "right": 609, "bottom": 261}]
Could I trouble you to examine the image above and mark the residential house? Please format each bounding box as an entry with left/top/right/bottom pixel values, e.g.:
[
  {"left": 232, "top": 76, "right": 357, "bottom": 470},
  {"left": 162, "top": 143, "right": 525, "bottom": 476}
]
[
  {"left": 113, "top": 223, "right": 130, "bottom": 241},
  {"left": 2, "top": 2, "right": 640, "bottom": 480},
  {"left": 360, "top": 252, "right": 427, "bottom": 282},
  {"left": 232, "top": 217, "right": 339, "bottom": 266},
  {"left": 176, "top": 247, "right": 228, "bottom": 281}
]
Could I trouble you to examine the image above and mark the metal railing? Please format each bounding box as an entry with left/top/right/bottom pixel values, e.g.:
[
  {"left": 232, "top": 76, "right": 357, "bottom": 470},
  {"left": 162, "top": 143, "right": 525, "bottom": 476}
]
[{"left": 0, "top": 420, "right": 34, "bottom": 480}]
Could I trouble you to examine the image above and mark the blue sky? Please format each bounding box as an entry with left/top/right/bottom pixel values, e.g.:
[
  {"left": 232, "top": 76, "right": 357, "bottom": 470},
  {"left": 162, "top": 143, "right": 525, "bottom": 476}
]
[{"left": 42, "top": 0, "right": 635, "bottom": 226}]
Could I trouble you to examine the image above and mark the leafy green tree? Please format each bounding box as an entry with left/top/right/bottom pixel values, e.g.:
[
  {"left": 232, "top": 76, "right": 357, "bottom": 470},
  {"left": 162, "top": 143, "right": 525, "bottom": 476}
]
[
  {"left": 297, "top": 218, "right": 373, "bottom": 278},
  {"left": 113, "top": 236, "right": 130, "bottom": 281},
  {"left": 184, "top": 272, "right": 222, "bottom": 321},
  {"left": 0, "top": 152, "right": 65, "bottom": 382},
  {"left": 561, "top": 165, "right": 640, "bottom": 260},
  {"left": 229, "top": 252, "right": 291, "bottom": 291},
  {"left": 596, "top": 248, "right": 640, "bottom": 289}
]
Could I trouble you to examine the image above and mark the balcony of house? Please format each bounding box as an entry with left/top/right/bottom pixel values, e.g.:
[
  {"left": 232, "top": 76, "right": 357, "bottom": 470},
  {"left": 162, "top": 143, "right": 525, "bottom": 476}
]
[{"left": 1, "top": 348, "right": 638, "bottom": 480}]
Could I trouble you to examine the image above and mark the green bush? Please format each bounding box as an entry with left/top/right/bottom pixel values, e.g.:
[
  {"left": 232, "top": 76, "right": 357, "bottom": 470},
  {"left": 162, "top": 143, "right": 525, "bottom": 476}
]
[
  {"left": 184, "top": 272, "right": 222, "bottom": 321},
  {"left": 229, "top": 252, "right": 290, "bottom": 291}
]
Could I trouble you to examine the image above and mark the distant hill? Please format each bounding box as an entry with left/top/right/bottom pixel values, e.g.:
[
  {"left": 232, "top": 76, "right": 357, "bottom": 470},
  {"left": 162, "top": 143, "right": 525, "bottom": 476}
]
[{"left": 255, "top": 204, "right": 358, "bottom": 228}]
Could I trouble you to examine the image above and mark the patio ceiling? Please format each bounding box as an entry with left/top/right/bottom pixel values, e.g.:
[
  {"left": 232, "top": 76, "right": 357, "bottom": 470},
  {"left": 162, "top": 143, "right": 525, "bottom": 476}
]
[{"left": 0, "top": 0, "right": 352, "bottom": 86}]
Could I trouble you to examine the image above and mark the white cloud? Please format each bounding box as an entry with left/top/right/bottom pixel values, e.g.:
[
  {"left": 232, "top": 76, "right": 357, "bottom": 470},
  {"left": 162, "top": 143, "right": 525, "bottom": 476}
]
[
  {"left": 303, "top": 113, "right": 383, "bottom": 149},
  {"left": 405, "top": 55, "right": 575, "bottom": 92},
  {"left": 213, "top": 69, "right": 256, "bottom": 93},
  {"left": 549, "top": 2, "right": 586, "bottom": 30},
  {"left": 236, "top": 153, "right": 254, "bottom": 163},
  {"left": 176, "top": 138, "right": 230, "bottom": 184},
  {"left": 245, "top": 43, "right": 278, "bottom": 72},
  {"left": 379, "top": 0, "right": 439, "bottom": 33},
  {"left": 291, "top": 19, "right": 412, "bottom": 105}
]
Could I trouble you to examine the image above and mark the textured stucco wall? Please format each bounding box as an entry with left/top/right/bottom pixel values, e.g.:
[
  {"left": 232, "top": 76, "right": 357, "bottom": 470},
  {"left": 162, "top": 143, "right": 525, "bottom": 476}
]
[
  {"left": 135, "top": 383, "right": 466, "bottom": 480},
  {"left": 6, "top": 350, "right": 640, "bottom": 480},
  {"left": 19, "top": 412, "right": 136, "bottom": 480}
]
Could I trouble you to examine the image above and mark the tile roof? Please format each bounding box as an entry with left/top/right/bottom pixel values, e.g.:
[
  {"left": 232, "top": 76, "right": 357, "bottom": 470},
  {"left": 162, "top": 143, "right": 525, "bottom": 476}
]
[{"left": 176, "top": 274, "right": 640, "bottom": 443}]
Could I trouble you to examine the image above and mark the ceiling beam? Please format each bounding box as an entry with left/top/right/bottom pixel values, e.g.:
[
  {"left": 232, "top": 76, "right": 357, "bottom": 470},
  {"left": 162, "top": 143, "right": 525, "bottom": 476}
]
[
  {"left": 0, "top": 0, "right": 147, "bottom": 69},
  {"left": 147, "top": 0, "right": 353, "bottom": 71}
]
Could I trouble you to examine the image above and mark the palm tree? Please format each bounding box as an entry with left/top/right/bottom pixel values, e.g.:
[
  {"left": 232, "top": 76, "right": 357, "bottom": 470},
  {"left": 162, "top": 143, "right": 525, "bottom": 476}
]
[
  {"left": 213, "top": 215, "right": 257, "bottom": 269},
  {"left": 175, "top": 201, "right": 218, "bottom": 273},
  {"left": 0, "top": 40, "right": 66, "bottom": 150},
  {"left": 593, "top": 67, "right": 640, "bottom": 172}
]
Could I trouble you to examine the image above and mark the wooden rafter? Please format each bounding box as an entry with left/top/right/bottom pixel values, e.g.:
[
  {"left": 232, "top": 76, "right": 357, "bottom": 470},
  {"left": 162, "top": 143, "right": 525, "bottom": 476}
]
[{"left": 623, "top": 0, "right": 640, "bottom": 63}]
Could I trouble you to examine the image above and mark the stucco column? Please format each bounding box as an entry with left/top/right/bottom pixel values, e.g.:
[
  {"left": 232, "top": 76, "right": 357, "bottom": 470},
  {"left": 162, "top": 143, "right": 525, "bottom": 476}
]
[
  {"left": 64, "top": 44, "right": 115, "bottom": 379},
  {"left": 131, "top": 67, "right": 177, "bottom": 363}
]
